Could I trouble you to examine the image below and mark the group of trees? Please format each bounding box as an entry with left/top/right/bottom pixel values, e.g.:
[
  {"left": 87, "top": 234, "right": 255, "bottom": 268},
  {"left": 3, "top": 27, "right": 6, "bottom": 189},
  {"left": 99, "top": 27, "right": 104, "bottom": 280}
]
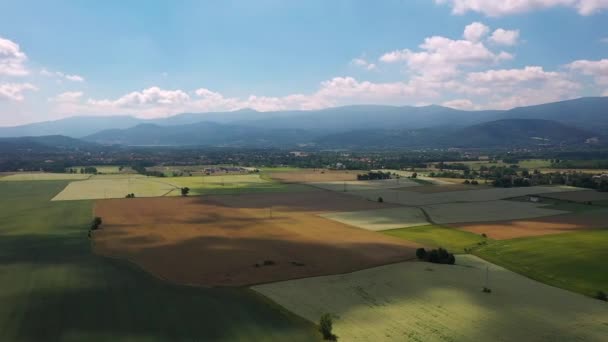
[
  {"left": 66, "top": 166, "right": 98, "bottom": 174},
  {"left": 416, "top": 247, "right": 456, "bottom": 265},
  {"left": 356, "top": 171, "right": 392, "bottom": 180}
]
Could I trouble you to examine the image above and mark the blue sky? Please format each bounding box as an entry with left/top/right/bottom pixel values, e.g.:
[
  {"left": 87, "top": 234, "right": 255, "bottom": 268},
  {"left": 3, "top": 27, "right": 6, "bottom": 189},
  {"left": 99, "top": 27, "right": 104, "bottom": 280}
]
[{"left": 0, "top": 0, "right": 607, "bottom": 126}]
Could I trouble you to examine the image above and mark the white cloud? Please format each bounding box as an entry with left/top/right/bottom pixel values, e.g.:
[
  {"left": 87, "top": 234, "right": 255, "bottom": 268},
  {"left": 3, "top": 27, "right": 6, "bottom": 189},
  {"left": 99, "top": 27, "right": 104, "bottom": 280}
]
[
  {"left": 0, "top": 83, "right": 37, "bottom": 101},
  {"left": 467, "top": 66, "right": 559, "bottom": 84},
  {"left": 489, "top": 29, "right": 520, "bottom": 46},
  {"left": 435, "top": 0, "right": 608, "bottom": 16},
  {"left": 0, "top": 37, "right": 28, "bottom": 76},
  {"left": 566, "top": 59, "right": 608, "bottom": 85},
  {"left": 40, "top": 68, "right": 85, "bottom": 82},
  {"left": 463, "top": 22, "right": 489, "bottom": 42},
  {"left": 442, "top": 98, "right": 476, "bottom": 109},
  {"left": 50, "top": 91, "right": 83, "bottom": 103},
  {"left": 380, "top": 24, "right": 513, "bottom": 80},
  {"left": 350, "top": 58, "right": 377, "bottom": 70}
]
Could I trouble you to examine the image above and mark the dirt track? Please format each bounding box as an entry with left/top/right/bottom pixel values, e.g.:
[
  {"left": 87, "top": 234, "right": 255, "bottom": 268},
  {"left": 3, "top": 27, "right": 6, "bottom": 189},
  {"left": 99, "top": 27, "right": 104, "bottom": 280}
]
[
  {"left": 93, "top": 196, "right": 418, "bottom": 287},
  {"left": 450, "top": 209, "right": 608, "bottom": 239}
]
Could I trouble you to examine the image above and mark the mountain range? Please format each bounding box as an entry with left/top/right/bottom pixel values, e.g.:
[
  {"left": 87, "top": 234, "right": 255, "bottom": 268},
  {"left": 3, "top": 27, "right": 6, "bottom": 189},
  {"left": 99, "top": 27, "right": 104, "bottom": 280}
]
[{"left": 0, "top": 97, "right": 606, "bottom": 149}]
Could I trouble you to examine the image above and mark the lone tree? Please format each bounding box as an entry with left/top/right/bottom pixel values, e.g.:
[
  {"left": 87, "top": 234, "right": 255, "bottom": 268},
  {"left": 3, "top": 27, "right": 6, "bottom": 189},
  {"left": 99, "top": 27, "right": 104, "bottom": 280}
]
[
  {"left": 91, "top": 216, "right": 102, "bottom": 230},
  {"left": 181, "top": 187, "right": 190, "bottom": 196},
  {"left": 319, "top": 313, "right": 336, "bottom": 341}
]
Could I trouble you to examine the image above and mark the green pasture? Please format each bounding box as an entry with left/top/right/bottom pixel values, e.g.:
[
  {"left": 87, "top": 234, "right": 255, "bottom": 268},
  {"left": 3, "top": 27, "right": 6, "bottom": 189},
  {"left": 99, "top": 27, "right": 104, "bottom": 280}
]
[
  {"left": 382, "top": 224, "right": 487, "bottom": 252},
  {"left": 474, "top": 230, "right": 608, "bottom": 297},
  {"left": 0, "top": 181, "right": 318, "bottom": 341}
]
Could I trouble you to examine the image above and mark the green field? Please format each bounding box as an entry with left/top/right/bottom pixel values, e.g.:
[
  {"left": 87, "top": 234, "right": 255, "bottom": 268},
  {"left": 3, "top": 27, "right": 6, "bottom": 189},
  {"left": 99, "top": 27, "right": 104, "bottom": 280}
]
[
  {"left": 0, "top": 181, "right": 318, "bottom": 341},
  {"left": 383, "top": 224, "right": 488, "bottom": 252},
  {"left": 0, "top": 172, "right": 91, "bottom": 181},
  {"left": 445, "top": 159, "right": 552, "bottom": 170},
  {"left": 474, "top": 230, "right": 608, "bottom": 297},
  {"left": 164, "top": 174, "right": 314, "bottom": 195},
  {"left": 254, "top": 255, "right": 608, "bottom": 342}
]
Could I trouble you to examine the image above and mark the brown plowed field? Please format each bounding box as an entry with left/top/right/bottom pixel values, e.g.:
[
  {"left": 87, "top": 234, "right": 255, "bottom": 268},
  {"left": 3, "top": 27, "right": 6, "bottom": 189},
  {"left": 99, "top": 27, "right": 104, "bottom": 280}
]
[
  {"left": 93, "top": 196, "right": 418, "bottom": 287},
  {"left": 269, "top": 170, "right": 361, "bottom": 183},
  {"left": 449, "top": 210, "right": 608, "bottom": 239}
]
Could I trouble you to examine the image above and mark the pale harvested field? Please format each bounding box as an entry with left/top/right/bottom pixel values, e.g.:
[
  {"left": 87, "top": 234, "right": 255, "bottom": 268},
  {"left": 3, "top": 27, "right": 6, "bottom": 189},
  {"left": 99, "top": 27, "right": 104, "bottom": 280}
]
[
  {"left": 206, "top": 190, "right": 398, "bottom": 213},
  {"left": 422, "top": 200, "right": 567, "bottom": 224},
  {"left": 307, "top": 178, "right": 420, "bottom": 192},
  {"left": 52, "top": 175, "right": 176, "bottom": 200},
  {"left": 344, "top": 185, "right": 584, "bottom": 206},
  {"left": 253, "top": 255, "right": 608, "bottom": 342},
  {"left": 0, "top": 172, "right": 91, "bottom": 181},
  {"left": 451, "top": 209, "right": 608, "bottom": 239},
  {"left": 538, "top": 190, "right": 608, "bottom": 203},
  {"left": 320, "top": 207, "right": 428, "bottom": 231},
  {"left": 93, "top": 197, "right": 418, "bottom": 287},
  {"left": 269, "top": 170, "right": 361, "bottom": 183},
  {"left": 404, "top": 183, "right": 490, "bottom": 193}
]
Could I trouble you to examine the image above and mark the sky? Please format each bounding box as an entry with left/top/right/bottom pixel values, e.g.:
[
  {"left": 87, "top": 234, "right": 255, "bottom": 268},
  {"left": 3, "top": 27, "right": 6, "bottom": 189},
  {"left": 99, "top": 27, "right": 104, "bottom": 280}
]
[{"left": 0, "top": 0, "right": 607, "bottom": 126}]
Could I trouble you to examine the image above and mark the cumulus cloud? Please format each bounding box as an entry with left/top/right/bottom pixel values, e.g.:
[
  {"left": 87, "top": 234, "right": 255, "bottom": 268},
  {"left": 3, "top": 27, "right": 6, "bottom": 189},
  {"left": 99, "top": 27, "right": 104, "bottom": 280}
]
[
  {"left": 40, "top": 68, "right": 85, "bottom": 82},
  {"left": 0, "top": 83, "right": 37, "bottom": 101},
  {"left": 463, "top": 22, "right": 489, "bottom": 42},
  {"left": 566, "top": 59, "right": 608, "bottom": 85},
  {"left": 380, "top": 24, "right": 513, "bottom": 80},
  {"left": 489, "top": 29, "right": 520, "bottom": 46},
  {"left": 0, "top": 36, "right": 28, "bottom": 76},
  {"left": 467, "top": 66, "right": 559, "bottom": 84},
  {"left": 435, "top": 0, "right": 608, "bottom": 16},
  {"left": 350, "top": 58, "right": 377, "bottom": 70}
]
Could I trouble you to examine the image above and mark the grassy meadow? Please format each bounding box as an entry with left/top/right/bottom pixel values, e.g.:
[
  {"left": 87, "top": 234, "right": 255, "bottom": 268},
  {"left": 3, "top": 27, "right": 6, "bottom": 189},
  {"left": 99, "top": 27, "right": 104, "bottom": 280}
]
[
  {"left": 474, "top": 230, "right": 608, "bottom": 297},
  {"left": 0, "top": 181, "right": 319, "bottom": 341},
  {"left": 383, "top": 224, "right": 487, "bottom": 252}
]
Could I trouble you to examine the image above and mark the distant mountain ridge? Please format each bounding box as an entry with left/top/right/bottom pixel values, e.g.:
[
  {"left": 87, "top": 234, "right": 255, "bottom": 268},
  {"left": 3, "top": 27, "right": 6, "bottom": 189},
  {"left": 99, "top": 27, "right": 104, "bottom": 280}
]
[{"left": 1, "top": 97, "right": 607, "bottom": 144}]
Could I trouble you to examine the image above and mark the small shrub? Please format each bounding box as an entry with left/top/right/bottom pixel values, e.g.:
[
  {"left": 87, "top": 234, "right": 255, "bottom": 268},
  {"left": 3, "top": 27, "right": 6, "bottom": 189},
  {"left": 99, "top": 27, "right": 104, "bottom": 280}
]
[
  {"left": 482, "top": 287, "right": 492, "bottom": 293},
  {"left": 463, "top": 179, "right": 471, "bottom": 184},
  {"left": 481, "top": 233, "right": 487, "bottom": 238},
  {"left": 90, "top": 216, "right": 102, "bottom": 230},
  {"left": 415, "top": 248, "right": 427, "bottom": 260},
  {"left": 377, "top": 196, "right": 384, "bottom": 203},
  {"left": 471, "top": 180, "right": 479, "bottom": 185},
  {"left": 596, "top": 291, "right": 607, "bottom": 301},
  {"left": 181, "top": 187, "right": 190, "bottom": 196},
  {"left": 319, "top": 313, "right": 336, "bottom": 341}
]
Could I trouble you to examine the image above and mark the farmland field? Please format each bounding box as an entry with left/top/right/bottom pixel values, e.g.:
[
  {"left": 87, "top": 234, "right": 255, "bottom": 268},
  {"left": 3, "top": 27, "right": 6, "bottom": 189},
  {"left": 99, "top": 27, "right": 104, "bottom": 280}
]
[
  {"left": 0, "top": 181, "right": 319, "bottom": 341},
  {"left": 52, "top": 175, "right": 176, "bottom": 200},
  {"left": 422, "top": 200, "right": 567, "bottom": 224},
  {"left": 93, "top": 196, "right": 418, "bottom": 286},
  {"left": 537, "top": 190, "right": 608, "bottom": 203},
  {"left": 383, "top": 224, "right": 487, "bottom": 251},
  {"left": 451, "top": 208, "right": 608, "bottom": 239},
  {"left": 320, "top": 207, "right": 429, "bottom": 231},
  {"left": 253, "top": 255, "right": 608, "bottom": 342},
  {"left": 307, "top": 178, "right": 420, "bottom": 192},
  {"left": 335, "top": 184, "right": 583, "bottom": 206},
  {"left": 163, "top": 174, "right": 310, "bottom": 195},
  {"left": 268, "top": 169, "right": 361, "bottom": 183},
  {"left": 474, "top": 230, "right": 608, "bottom": 297},
  {"left": 0, "top": 172, "right": 91, "bottom": 181}
]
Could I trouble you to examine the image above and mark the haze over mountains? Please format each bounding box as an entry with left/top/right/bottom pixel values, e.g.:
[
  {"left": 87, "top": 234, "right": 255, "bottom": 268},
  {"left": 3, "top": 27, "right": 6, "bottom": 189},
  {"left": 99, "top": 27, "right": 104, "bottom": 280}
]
[{"left": 1, "top": 97, "right": 606, "bottom": 149}]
